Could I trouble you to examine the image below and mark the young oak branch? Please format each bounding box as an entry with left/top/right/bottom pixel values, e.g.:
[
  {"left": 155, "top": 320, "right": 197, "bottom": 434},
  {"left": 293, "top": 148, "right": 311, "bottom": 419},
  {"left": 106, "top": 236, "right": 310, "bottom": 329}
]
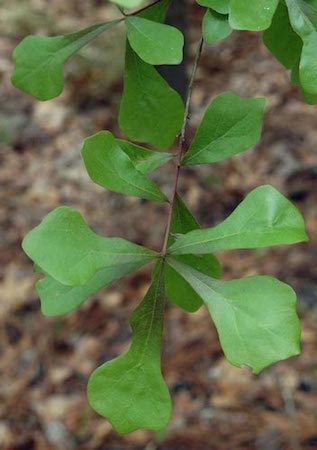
[{"left": 12, "top": 0, "right": 312, "bottom": 434}]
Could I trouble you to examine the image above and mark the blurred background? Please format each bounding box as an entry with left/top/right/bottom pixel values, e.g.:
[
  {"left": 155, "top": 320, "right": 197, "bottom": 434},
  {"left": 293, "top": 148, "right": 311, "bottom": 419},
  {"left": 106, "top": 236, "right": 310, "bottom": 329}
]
[{"left": 1, "top": 1, "right": 317, "bottom": 449}]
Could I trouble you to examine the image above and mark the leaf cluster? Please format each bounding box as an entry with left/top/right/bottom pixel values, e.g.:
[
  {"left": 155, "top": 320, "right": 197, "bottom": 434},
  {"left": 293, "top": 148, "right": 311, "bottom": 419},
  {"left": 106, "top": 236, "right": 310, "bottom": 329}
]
[{"left": 12, "top": 0, "right": 312, "bottom": 434}]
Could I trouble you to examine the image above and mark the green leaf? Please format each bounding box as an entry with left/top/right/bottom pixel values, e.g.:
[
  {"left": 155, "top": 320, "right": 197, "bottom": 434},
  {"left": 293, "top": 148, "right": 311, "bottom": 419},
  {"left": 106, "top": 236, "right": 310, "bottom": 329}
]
[
  {"left": 117, "top": 139, "right": 173, "bottom": 173},
  {"left": 300, "top": 88, "right": 317, "bottom": 104},
  {"left": 286, "top": 0, "right": 317, "bottom": 94},
  {"left": 263, "top": 2, "right": 302, "bottom": 69},
  {"left": 165, "top": 195, "right": 221, "bottom": 312},
  {"left": 111, "top": 0, "right": 145, "bottom": 9},
  {"left": 119, "top": 43, "right": 184, "bottom": 149},
  {"left": 169, "top": 185, "right": 308, "bottom": 255},
  {"left": 125, "top": 17, "right": 184, "bottom": 65},
  {"left": 202, "top": 9, "right": 232, "bottom": 45},
  {"left": 182, "top": 92, "right": 265, "bottom": 166},
  {"left": 137, "top": 0, "right": 171, "bottom": 22},
  {"left": 229, "top": 0, "right": 278, "bottom": 31},
  {"left": 167, "top": 258, "right": 301, "bottom": 374},
  {"left": 37, "top": 261, "right": 146, "bottom": 316},
  {"left": 88, "top": 264, "right": 171, "bottom": 433},
  {"left": 264, "top": 2, "right": 317, "bottom": 106},
  {"left": 11, "top": 21, "right": 120, "bottom": 101},
  {"left": 305, "top": 0, "right": 317, "bottom": 8},
  {"left": 119, "top": 0, "right": 182, "bottom": 149},
  {"left": 305, "top": 0, "right": 317, "bottom": 7},
  {"left": 22, "top": 207, "right": 157, "bottom": 286},
  {"left": 291, "top": 60, "right": 317, "bottom": 104},
  {"left": 169, "top": 194, "right": 201, "bottom": 234},
  {"left": 166, "top": 254, "right": 221, "bottom": 312},
  {"left": 81, "top": 131, "right": 167, "bottom": 202},
  {"left": 196, "top": 0, "right": 230, "bottom": 14}
]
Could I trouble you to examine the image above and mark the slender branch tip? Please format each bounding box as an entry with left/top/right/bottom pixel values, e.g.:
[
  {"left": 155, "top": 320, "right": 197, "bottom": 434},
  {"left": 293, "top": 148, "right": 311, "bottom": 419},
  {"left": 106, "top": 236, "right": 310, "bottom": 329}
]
[{"left": 160, "top": 37, "right": 204, "bottom": 257}]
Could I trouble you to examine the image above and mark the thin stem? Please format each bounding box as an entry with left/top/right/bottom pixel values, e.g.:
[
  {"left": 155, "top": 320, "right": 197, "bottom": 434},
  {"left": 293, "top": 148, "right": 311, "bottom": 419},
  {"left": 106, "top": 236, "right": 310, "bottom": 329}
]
[
  {"left": 161, "top": 37, "right": 204, "bottom": 257},
  {"left": 179, "top": 37, "right": 204, "bottom": 163}
]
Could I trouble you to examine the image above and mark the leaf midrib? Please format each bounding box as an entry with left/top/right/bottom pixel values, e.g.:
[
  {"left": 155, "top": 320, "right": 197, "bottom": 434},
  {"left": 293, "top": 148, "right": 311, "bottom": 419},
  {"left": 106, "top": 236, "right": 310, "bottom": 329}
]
[{"left": 170, "top": 225, "right": 302, "bottom": 253}]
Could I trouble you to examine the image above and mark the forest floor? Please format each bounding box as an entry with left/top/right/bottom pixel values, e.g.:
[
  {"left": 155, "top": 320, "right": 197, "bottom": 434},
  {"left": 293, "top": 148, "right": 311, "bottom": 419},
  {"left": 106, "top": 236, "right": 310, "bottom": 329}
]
[{"left": 1, "top": 1, "right": 317, "bottom": 449}]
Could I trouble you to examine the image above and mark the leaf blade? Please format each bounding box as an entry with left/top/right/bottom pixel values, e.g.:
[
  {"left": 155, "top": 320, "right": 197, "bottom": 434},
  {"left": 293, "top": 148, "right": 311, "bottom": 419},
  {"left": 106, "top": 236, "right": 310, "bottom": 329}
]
[
  {"left": 182, "top": 92, "right": 265, "bottom": 166},
  {"left": 229, "top": 0, "right": 279, "bottom": 31},
  {"left": 202, "top": 9, "right": 232, "bottom": 46},
  {"left": 22, "top": 207, "right": 157, "bottom": 286},
  {"left": 165, "top": 195, "right": 221, "bottom": 312},
  {"left": 88, "top": 264, "right": 171, "bottom": 433},
  {"left": 111, "top": 0, "right": 145, "bottom": 8},
  {"left": 37, "top": 261, "right": 146, "bottom": 316},
  {"left": 168, "top": 258, "right": 301, "bottom": 374},
  {"left": 126, "top": 16, "right": 184, "bottom": 65},
  {"left": 286, "top": 0, "right": 317, "bottom": 94},
  {"left": 169, "top": 185, "right": 308, "bottom": 255},
  {"left": 196, "top": 0, "right": 230, "bottom": 15},
  {"left": 81, "top": 131, "right": 167, "bottom": 202},
  {"left": 263, "top": 2, "right": 302, "bottom": 69},
  {"left": 119, "top": 44, "right": 184, "bottom": 149},
  {"left": 11, "top": 21, "right": 120, "bottom": 100}
]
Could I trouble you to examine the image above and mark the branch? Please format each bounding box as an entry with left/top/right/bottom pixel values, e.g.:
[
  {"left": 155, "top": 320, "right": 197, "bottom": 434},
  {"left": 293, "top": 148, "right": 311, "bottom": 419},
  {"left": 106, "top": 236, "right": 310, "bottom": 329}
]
[{"left": 161, "top": 37, "right": 204, "bottom": 257}]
